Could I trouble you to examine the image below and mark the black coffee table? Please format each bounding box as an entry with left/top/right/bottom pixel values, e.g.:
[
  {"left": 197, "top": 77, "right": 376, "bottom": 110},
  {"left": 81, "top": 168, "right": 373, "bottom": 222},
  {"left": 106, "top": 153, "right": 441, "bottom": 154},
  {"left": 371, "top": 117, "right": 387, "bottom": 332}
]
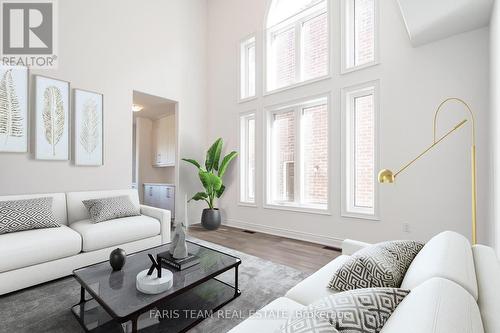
[{"left": 71, "top": 241, "right": 241, "bottom": 333}]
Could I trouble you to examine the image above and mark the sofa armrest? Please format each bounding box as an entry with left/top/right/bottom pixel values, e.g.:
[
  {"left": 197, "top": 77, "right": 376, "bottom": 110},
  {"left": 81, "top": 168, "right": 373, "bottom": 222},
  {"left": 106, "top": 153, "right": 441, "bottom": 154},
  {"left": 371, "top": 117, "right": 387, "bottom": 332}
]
[
  {"left": 342, "top": 239, "right": 371, "bottom": 255},
  {"left": 140, "top": 205, "right": 171, "bottom": 244}
]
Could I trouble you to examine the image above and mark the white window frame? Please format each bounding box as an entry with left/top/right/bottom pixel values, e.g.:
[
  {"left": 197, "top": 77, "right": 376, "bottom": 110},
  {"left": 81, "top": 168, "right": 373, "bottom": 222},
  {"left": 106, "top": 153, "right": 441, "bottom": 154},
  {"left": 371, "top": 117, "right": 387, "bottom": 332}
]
[
  {"left": 341, "top": 0, "right": 379, "bottom": 74},
  {"left": 264, "top": 95, "right": 331, "bottom": 214},
  {"left": 239, "top": 35, "right": 257, "bottom": 103},
  {"left": 239, "top": 111, "right": 257, "bottom": 206},
  {"left": 264, "top": 0, "right": 331, "bottom": 94},
  {"left": 341, "top": 80, "right": 380, "bottom": 220}
]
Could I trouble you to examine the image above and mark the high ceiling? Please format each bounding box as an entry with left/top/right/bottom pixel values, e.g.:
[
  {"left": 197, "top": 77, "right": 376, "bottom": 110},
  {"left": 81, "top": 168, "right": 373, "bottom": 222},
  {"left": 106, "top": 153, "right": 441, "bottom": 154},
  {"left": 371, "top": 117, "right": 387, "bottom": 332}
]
[{"left": 397, "top": 0, "right": 494, "bottom": 46}]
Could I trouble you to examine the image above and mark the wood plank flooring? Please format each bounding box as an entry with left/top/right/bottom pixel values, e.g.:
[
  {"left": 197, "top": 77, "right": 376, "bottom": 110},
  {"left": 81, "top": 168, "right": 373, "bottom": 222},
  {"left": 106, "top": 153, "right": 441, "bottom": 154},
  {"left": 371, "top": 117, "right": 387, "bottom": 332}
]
[{"left": 188, "top": 224, "right": 341, "bottom": 274}]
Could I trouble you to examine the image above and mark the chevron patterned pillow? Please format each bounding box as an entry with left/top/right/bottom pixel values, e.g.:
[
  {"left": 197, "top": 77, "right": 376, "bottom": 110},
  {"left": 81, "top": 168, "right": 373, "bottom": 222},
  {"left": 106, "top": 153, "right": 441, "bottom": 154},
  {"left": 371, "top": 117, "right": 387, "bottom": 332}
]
[
  {"left": 83, "top": 196, "right": 140, "bottom": 223},
  {"left": 280, "top": 288, "right": 409, "bottom": 333},
  {"left": 0, "top": 197, "right": 60, "bottom": 235},
  {"left": 328, "top": 241, "right": 423, "bottom": 292}
]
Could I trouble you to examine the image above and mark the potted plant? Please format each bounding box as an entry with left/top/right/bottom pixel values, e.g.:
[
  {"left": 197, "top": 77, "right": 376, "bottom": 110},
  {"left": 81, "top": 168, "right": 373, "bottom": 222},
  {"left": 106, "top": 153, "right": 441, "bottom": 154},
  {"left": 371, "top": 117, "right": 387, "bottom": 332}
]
[{"left": 182, "top": 138, "right": 237, "bottom": 230}]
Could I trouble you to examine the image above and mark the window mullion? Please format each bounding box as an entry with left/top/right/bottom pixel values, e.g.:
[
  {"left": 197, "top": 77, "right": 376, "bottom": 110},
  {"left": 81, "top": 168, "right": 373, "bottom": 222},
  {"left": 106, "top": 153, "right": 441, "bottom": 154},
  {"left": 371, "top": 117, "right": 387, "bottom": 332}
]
[{"left": 295, "top": 106, "right": 302, "bottom": 205}]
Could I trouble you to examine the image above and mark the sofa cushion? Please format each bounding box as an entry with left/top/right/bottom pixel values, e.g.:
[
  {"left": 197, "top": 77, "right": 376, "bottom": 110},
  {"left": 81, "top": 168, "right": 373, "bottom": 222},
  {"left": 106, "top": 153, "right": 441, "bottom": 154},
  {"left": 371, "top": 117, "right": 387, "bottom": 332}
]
[
  {"left": 83, "top": 195, "right": 140, "bottom": 223},
  {"left": 0, "top": 193, "right": 68, "bottom": 225},
  {"left": 472, "top": 245, "right": 500, "bottom": 333},
  {"left": 66, "top": 189, "right": 140, "bottom": 224},
  {"left": 286, "top": 255, "right": 349, "bottom": 305},
  {"left": 328, "top": 241, "right": 423, "bottom": 292},
  {"left": 281, "top": 288, "right": 409, "bottom": 333},
  {"left": 0, "top": 197, "right": 61, "bottom": 235},
  {"left": 381, "top": 278, "right": 484, "bottom": 333},
  {"left": 0, "top": 225, "right": 81, "bottom": 273},
  {"left": 70, "top": 215, "right": 160, "bottom": 252},
  {"left": 401, "top": 231, "right": 478, "bottom": 300},
  {"left": 227, "top": 297, "right": 306, "bottom": 333}
]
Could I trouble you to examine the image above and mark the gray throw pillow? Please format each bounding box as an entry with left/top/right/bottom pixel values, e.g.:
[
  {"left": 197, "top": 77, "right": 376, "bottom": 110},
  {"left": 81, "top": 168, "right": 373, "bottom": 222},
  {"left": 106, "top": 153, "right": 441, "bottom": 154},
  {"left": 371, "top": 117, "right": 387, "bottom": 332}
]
[
  {"left": 0, "top": 197, "right": 60, "bottom": 235},
  {"left": 280, "top": 288, "right": 409, "bottom": 333},
  {"left": 328, "top": 241, "right": 423, "bottom": 292},
  {"left": 83, "top": 195, "right": 140, "bottom": 223}
]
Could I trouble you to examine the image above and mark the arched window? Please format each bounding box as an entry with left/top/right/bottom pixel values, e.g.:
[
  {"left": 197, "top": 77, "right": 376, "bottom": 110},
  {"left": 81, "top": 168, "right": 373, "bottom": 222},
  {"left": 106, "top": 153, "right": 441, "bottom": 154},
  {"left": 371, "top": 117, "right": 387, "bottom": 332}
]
[{"left": 266, "top": 0, "right": 329, "bottom": 92}]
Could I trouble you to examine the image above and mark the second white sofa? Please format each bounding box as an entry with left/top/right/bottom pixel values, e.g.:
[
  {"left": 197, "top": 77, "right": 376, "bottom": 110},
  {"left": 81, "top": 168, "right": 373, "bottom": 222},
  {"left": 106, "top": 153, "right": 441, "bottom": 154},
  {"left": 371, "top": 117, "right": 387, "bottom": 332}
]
[
  {"left": 229, "top": 231, "right": 500, "bottom": 333},
  {"left": 0, "top": 189, "right": 171, "bottom": 295}
]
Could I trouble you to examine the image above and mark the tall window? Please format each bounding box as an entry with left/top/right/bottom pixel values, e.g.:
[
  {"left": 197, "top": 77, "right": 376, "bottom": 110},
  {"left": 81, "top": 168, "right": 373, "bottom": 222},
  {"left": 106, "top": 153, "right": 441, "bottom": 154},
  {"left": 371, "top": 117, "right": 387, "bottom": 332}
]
[
  {"left": 240, "top": 36, "right": 256, "bottom": 100},
  {"left": 240, "top": 113, "right": 256, "bottom": 203},
  {"left": 266, "top": 0, "right": 329, "bottom": 92},
  {"left": 343, "top": 82, "right": 378, "bottom": 217},
  {"left": 267, "top": 97, "right": 328, "bottom": 210},
  {"left": 342, "top": 0, "right": 377, "bottom": 72}
]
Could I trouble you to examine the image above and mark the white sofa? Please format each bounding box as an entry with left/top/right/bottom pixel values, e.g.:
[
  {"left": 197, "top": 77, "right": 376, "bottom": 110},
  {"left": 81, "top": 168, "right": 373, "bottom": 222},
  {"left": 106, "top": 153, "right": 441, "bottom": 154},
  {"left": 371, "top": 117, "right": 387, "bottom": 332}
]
[
  {"left": 0, "top": 189, "right": 171, "bottom": 295},
  {"left": 229, "top": 231, "right": 500, "bottom": 333}
]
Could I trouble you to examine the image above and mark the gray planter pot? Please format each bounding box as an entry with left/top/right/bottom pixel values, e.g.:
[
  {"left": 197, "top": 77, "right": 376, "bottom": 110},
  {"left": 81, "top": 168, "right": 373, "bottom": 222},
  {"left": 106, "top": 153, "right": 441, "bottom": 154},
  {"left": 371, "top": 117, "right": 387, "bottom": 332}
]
[{"left": 201, "top": 208, "right": 221, "bottom": 230}]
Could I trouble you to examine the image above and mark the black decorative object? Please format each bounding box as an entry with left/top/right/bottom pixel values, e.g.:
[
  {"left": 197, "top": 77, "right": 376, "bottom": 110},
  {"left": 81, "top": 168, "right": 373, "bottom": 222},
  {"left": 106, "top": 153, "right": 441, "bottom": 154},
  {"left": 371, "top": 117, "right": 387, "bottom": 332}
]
[
  {"left": 147, "top": 254, "right": 162, "bottom": 278},
  {"left": 109, "top": 248, "right": 126, "bottom": 271},
  {"left": 201, "top": 208, "right": 221, "bottom": 230},
  {"left": 158, "top": 251, "right": 199, "bottom": 271}
]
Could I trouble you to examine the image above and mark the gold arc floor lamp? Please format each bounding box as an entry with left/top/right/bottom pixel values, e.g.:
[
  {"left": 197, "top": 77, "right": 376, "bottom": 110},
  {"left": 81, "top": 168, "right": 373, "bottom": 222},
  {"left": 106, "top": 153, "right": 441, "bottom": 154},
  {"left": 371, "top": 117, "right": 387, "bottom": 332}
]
[{"left": 378, "top": 98, "right": 477, "bottom": 245}]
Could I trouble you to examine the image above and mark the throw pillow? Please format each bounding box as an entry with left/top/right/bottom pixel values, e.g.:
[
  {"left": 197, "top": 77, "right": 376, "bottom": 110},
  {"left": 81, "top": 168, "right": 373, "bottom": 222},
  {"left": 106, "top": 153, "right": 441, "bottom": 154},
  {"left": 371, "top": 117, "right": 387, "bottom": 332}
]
[
  {"left": 0, "top": 197, "right": 60, "bottom": 235},
  {"left": 83, "top": 195, "right": 140, "bottom": 223},
  {"left": 328, "top": 241, "right": 423, "bottom": 292},
  {"left": 280, "top": 288, "right": 410, "bottom": 333}
]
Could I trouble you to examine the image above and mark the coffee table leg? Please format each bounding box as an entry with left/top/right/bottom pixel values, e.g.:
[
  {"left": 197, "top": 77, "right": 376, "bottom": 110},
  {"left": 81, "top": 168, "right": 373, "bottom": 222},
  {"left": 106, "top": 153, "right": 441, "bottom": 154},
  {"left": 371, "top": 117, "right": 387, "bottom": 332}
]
[
  {"left": 80, "top": 286, "right": 85, "bottom": 303},
  {"left": 234, "top": 265, "right": 239, "bottom": 296},
  {"left": 131, "top": 317, "right": 138, "bottom": 333}
]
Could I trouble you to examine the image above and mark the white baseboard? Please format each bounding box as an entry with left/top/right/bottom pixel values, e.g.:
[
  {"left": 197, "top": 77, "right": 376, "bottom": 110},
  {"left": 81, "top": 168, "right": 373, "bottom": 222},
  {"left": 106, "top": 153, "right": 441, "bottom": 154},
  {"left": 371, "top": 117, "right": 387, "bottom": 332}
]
[{"left": 223, "top": 218, "right": 343, "bottom": 249}]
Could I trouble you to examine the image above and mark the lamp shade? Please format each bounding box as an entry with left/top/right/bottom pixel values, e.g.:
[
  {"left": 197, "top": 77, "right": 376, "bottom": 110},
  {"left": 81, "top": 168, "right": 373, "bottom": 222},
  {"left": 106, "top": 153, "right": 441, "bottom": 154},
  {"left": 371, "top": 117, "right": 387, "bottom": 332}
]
[{"left": 378, "top": 169, "right": 395, "bottom": 183}]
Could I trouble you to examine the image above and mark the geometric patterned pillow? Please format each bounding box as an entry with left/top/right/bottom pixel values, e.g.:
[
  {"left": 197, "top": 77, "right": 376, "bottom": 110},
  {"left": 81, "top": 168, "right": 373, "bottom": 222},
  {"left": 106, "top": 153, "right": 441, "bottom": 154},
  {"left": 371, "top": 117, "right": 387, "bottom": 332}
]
[
  {"left": 328, "top": 241, "right": 423, "bottom": 292},
  {"left": 280, "top": 288, "right": 410, "bottom": 333},
  {"left": 0, "top": 197, "right": 60, "bottom": 235},
  {"left": 83, "top": 195, "right": 140, "bottom": 223}
]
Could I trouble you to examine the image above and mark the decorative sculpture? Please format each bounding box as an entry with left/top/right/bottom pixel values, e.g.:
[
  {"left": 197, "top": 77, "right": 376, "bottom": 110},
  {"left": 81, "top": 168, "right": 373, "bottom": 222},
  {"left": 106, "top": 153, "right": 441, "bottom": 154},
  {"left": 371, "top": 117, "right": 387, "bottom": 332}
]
[
  {"left": 109, "top": 248, "right": 126, "bottom": 271},
  {"left": 136, "top": 254, "right": 173, "bottom": 294},
  {"left": 170, "top": 222, "right": 188, "bottom": 259}
]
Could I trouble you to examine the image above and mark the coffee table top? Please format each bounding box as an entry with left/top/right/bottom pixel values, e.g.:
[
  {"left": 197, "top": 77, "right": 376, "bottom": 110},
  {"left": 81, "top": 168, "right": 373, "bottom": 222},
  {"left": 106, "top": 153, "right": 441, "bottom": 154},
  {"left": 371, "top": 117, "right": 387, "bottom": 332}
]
[{"left": 73, "top": 241, "right": 240, "bottom": 321}]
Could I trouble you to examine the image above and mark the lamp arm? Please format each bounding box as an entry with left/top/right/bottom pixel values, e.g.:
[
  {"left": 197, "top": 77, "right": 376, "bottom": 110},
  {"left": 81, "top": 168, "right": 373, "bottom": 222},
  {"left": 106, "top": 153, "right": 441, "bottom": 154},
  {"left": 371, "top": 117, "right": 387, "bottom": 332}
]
[
  {"left": 434, "top": 98, "right": 476, "bottom": 145},
  {"left": 393, "top": 119, "right": 467, "bottom": 179}
]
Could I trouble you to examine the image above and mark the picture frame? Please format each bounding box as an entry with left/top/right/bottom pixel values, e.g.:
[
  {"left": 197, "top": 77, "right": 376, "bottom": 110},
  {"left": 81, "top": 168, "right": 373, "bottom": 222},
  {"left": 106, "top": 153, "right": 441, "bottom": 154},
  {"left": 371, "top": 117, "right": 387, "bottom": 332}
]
[
  {"left": 0, "top": 65, "right": 29, "bottom": 153},
  {"left": 73, "top": 89, "right": 104, "bottom": 166},
  {"left": 35, "top": 75, "right": 70, "bottom": 160}
]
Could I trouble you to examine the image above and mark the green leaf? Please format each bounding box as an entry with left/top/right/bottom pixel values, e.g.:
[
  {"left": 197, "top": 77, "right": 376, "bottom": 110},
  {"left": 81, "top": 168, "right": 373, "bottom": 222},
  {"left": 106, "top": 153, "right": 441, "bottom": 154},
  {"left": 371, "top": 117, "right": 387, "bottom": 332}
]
[
  {"left": 205, "top": 138, "right": 223, "bottom": 172},
  {"left": 189, "top": 192, "right": 208, "bottom": 201},
  {"left": 198, "top": 170, "right": 211, "bottom": 191},
  {"left": 198, "top": 170, "right": 222, "bottom": 192},
  {"left": 182, "top": 158, "right": 201, "bottom": 169},
  {"left": 212, "top": 138, "right": 223, "bottom": 171},
  {"left": 218, "top": 151, "right": 238, "bottom": 178},
  {"left": 216, "top": 184, "right": 226, "bottom": 198}
]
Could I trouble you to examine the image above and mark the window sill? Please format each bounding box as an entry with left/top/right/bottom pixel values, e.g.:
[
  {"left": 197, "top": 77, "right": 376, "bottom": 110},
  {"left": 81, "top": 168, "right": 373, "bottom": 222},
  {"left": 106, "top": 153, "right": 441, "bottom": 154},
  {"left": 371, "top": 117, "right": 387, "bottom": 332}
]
[
  {"left": 341, "top": 211, "right": 380, "bottom": 221},
  {"left": 264, "top": 203, "right": 331, "bottom": 215},
  {"left": 238, "top": 95, "right": 258, "bottom": 104},
  {"left": 238, "top": 202, "right": 257, "bottom": 208},
  {"left": 341, "top": 60, "right": 379, "bottom": 75},
  {"left": 264, "top": 74, "right": 331, "bottom": 97}
]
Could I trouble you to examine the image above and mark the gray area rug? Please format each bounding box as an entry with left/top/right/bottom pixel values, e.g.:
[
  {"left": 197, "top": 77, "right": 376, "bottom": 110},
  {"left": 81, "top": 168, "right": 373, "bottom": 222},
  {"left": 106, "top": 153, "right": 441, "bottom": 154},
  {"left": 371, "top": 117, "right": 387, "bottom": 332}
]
[{"left": 0, "top": 238, "right": 309, "bottom": 333}]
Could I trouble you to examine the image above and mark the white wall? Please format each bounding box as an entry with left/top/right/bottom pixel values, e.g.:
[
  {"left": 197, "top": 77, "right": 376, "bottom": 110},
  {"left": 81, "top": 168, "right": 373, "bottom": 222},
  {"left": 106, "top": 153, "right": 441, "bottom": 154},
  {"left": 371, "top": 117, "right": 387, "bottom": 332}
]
[
  {"left": 207, "top": 0, "right": 491, "bottom": 246},
  {"left": 0, "top": 0, "right": 208, "bottom": 222},
  {"left": 491, "top": 0, "right": 500, "bottom": 256}
]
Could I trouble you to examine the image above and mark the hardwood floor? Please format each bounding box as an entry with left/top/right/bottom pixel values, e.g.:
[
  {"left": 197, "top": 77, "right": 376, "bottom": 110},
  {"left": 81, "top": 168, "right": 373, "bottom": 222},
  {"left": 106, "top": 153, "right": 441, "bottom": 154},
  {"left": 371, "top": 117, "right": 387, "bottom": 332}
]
[{"left": 188, "top": 224, "right": 341, "bottom": 274}]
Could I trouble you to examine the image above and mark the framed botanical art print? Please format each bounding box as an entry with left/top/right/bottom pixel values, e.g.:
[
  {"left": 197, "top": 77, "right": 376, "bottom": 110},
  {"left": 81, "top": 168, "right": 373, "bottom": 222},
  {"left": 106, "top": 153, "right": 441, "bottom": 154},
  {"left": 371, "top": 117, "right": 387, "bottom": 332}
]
[
  {"left": 74, "top": 89, "right": 103, "bottom": 166},
  {"left": 0, "top": 66, "right": 28, "bottom": 153},
  {"left": 35, "top": 75, "right": 70, "bottom": 160}
]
